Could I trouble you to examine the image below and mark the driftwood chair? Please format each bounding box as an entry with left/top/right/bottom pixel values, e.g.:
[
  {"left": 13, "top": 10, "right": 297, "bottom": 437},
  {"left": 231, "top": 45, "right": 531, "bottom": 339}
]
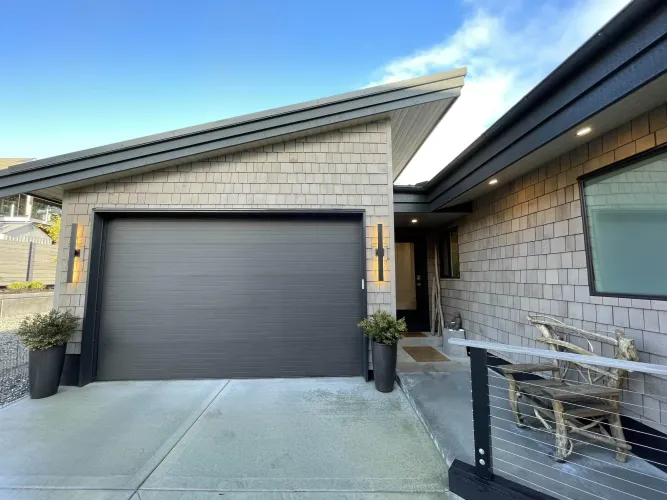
[{"left": 497, "top": 315, "right": 639, "bottom": 462}]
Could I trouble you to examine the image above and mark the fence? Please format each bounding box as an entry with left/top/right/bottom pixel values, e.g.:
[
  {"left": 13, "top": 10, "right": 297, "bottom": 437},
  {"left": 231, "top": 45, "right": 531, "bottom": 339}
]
[
  {"left": 0, "top": 239, "right": 58, "bottom": 286},
  {"left": 0, "top": 333, "right": 28, "bottom": 407},
  {"left": 448, "top": 337, "right": 667, "bottom": 500}
]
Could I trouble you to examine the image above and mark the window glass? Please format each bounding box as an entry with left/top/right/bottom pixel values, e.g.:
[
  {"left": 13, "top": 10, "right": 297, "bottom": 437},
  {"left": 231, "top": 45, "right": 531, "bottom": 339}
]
[
  {"left": 582, "top": 151, "right": 667, "bottom": 297},
  {"left": 30, "top": 197, "right": 54, "bottom": 222},
  {"left": 0, "top": 195, "right": 20, "bottom": 217},
  {"left": 449, "top": 229, "right": 460, "bottom": 278},
  {"left": 438, "top": 228, "right": 460, "bottom": 279}
]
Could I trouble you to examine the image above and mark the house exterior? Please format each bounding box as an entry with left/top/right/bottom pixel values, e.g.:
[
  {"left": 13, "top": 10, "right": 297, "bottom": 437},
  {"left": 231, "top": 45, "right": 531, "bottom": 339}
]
[
  {"left": 393, "top": 0, "right": 667, "bottom": 434},
  {"left": 1, "top": 0, "right": 666, "bottom": 438},
  {"left": 0, "top": 69, "right": 465, "bottom": 384}
]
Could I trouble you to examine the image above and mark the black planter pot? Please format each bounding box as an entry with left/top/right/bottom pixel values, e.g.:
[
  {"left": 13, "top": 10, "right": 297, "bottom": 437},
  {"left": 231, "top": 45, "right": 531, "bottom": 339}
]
[
  {"left": 29, "top": 344, "right": 66, "bottom": 399},
  {"left": 372, "top": 341, "right": 397, "bottom": 393}
]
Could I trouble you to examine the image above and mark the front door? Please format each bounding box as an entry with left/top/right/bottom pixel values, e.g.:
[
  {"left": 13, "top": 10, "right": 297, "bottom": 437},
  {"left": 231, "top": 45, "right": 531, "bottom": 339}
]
[{"left": 395, "top": 230, "right": 429, "bottom": 332}]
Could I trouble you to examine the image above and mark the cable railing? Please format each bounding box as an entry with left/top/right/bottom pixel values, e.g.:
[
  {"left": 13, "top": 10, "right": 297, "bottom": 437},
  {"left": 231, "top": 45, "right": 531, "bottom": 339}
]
[{"left": 447, "top": 336, "right": 667, "bottom": 500}]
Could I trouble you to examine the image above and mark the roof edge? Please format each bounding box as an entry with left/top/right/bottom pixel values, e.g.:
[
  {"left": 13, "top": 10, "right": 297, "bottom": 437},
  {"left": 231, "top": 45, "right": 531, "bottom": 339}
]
[
  {"left": 5, "top": 67, "right": 467, "bottom": 177},
  {"left": 423, "top": 0, "right": 661, "bottom": 192}
]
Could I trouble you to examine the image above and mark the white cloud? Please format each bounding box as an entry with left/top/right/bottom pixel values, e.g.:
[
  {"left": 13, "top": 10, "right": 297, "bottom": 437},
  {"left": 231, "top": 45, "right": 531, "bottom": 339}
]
[{"left": 381, "top": 0, "right": 631, "bottom": 185}]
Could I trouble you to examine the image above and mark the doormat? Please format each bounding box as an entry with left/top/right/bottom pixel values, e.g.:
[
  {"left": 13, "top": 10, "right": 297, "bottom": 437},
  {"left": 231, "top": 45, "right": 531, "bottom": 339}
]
[
  {"left": 402, "top": 332, "right": 427, "bottom": 338},
  {"left": 403, "top": 346, "right": 449, "bottom": 362}
]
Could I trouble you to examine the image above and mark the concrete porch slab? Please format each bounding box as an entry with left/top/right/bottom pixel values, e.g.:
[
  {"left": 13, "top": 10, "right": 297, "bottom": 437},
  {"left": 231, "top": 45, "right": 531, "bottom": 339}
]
[{"left": 398, "top": 368, "right": 667, "bottom": 500}]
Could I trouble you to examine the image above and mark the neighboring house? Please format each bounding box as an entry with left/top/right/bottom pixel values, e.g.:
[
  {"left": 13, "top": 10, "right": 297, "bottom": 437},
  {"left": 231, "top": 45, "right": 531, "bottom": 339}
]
[
  {"left": 0, "top": 69, "right": 466, "bottom": 384},
  {"left": 0, "top": 158, "right": 60, "bottom": 243},
  {"left": 394, "top": 0, "right": 667, "bottom": 434}
]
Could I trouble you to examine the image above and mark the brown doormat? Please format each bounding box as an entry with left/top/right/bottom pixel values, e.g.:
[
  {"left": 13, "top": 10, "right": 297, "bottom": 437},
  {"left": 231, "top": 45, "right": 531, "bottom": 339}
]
[
  {"left": 403, "top": 346, "right": 449, "bottom": 362},
  {"left": 402, "top": 332, "right": 427, "bottom": 338}
]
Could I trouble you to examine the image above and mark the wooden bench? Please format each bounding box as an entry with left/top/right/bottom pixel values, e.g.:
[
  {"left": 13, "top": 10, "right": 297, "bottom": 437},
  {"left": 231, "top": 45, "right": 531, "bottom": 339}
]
[{"left": 497, "top": 315, "right": 639, "bottom": 462}]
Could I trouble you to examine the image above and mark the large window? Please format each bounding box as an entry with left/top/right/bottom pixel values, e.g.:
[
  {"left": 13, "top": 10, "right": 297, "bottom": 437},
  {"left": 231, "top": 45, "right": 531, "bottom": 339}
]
[
  {"left": 0, "top": 194, "right": 57, "bottom": 222},
  {"left": 438, "top": 227, "right": 460, "bottom": 279},
  {"left": 581, "top": 147, "right": 667, "bottom": 299}
]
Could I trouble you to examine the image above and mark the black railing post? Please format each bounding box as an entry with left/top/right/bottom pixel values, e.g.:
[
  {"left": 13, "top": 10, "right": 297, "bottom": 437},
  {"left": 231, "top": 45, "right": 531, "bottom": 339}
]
[
  {"left": 26, "top": 242, "right": 36, "bottom": 281},
  {"left": 470, "top": 346, "right": 493, "bottom": 479}
]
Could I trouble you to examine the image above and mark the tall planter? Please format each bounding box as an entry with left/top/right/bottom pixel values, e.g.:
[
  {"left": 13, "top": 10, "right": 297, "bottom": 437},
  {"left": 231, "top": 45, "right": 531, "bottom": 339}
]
[
  {"left": 28, "top": 344, "right": 66, "bottom": 399},
  {"left": 372, "top": 341, "right": 397, "bottom": 393}
]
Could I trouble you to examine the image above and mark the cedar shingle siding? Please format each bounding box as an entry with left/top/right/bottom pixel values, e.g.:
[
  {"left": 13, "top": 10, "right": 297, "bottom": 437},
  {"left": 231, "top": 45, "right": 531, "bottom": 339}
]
[{"left": 438, "top": 104, "right": 667, "bottom": 432}]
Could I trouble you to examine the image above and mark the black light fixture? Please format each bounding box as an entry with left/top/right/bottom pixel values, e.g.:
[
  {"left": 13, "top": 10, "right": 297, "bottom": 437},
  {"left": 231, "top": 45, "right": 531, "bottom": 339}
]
[
  {"left": 66, "top": 223, "right": 81, "bottom": 283},
  {"left": 376, "top": 223, "right": 384, "bottom": 281}
]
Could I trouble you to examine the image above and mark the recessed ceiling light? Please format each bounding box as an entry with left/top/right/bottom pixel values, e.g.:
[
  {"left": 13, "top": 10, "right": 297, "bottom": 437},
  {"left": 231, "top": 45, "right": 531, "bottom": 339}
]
[
  {"left": 411, "top": 219, "right": 418, "bottom": 224},
  {"left": 488, "top": 179, "right": 498, "bottom": 185},
  {"left": 576, "top": 126, "right": 592, "bottom": 136}
]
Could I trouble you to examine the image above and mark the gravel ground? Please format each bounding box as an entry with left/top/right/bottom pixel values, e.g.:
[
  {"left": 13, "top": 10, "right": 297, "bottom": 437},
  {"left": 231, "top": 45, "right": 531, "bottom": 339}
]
[
  {"left": 0, "top": 315, "right": 29, "bottom": 335},
  {"left": 0, "top": 315, "right": 30, "bottom": 407}
]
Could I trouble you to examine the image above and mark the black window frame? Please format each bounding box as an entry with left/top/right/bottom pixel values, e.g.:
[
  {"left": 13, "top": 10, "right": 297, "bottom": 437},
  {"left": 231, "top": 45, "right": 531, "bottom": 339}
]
[
  {"left": 578, "top": 142, "right": 667, "bottom": 301},
  {"left": 438, "top": 226, "right": 460, "bottom": 279}
]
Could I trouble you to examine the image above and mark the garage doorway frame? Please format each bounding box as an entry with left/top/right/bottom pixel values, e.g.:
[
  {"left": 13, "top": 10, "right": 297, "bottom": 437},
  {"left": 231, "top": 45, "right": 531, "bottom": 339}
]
[{"left": 79, "top": 209, "right": 370, "bottom": 386}]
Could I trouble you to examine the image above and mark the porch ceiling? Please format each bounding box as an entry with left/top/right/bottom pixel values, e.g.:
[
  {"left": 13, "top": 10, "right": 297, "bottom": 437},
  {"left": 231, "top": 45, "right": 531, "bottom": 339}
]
[
  {"left": 394, "top": 211, "right": 466, "bottom": 228},
  {"left": 440, "top": 71, "right": 667, "bottom": 209}
]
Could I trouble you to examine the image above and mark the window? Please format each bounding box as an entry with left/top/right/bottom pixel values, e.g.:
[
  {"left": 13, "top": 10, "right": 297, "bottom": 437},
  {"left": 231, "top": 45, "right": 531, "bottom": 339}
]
[
  {"left": 0, "top": 195, "right": 21, "bottom": 217},
  {"left": 438, "top": 227, "right": 460, "bottom": 279},
  {"left": 30, "top": 197, "right": 56, "bottom": 223},
  {"left": 580, "top": 147, "right": 667, "bottom": 299}
]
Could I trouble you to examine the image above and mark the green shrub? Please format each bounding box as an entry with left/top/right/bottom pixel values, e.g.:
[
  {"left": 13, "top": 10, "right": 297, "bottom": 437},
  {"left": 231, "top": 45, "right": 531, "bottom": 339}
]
[
  {"left": 6, "top": 281, "right": 46, "bottom": 291},
  {"left": 14, "top": 310, "right": 79, "bottom": 351},
  {"left": 358, "top": 310, "right": 407, "bottom": 346}
]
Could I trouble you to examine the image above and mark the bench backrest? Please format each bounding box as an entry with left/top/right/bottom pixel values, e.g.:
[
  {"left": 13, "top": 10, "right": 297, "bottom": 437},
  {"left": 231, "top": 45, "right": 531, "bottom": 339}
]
[{"left": 526, "top": 315, "right": 639, "bottom": 389}]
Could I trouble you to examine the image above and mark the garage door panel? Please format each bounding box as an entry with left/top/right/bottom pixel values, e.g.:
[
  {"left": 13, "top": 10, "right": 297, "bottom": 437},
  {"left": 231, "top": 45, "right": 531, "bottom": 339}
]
[
  {"left": 100, "top": 338, "right": 361, "bottom": 380},
  {"left": 96, "top": 216, "right": 364, "bottom": 381}
]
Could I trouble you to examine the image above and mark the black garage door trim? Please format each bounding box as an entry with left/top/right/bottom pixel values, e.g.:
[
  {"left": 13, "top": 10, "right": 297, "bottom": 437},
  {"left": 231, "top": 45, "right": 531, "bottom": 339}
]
[{"left": 78, "top": 209, "right": 369, "bottom": 386}]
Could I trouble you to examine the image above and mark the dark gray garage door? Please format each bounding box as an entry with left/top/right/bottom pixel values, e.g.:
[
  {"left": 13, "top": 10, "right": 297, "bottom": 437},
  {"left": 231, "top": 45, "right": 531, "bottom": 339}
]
[{"left": 96, "top": 216, "right": 364, "bottom": 380}]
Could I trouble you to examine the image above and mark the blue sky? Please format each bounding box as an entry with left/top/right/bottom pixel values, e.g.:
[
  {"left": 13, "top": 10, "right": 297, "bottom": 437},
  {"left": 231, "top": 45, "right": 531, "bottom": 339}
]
[{"left": 1, "top": 0, "right": 628, "bottom": 183}]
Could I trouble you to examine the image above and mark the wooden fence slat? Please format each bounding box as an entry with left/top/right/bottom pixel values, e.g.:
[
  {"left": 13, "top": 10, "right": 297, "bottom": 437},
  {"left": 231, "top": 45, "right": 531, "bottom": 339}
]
[{"left": 0, "top": 240, "right": 57, "bottom": 286}]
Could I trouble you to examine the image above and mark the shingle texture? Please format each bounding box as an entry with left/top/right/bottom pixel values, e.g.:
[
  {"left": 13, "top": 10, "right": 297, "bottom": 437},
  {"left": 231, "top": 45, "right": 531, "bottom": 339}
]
[
  {"left": 439, "top": 104, "right": 667, "bottom": 432},
  {"left": 55, "top": 120, "right": 395, "bottom": 356}
]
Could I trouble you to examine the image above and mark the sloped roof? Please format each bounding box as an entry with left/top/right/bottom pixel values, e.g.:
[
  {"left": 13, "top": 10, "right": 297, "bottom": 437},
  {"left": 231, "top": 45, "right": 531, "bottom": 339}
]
[
  {"left": 0, "top": 158, "right": 34, "bottom": 171},
  {"left": 0, "top": 69, "right": 466, "bottom": 202}
]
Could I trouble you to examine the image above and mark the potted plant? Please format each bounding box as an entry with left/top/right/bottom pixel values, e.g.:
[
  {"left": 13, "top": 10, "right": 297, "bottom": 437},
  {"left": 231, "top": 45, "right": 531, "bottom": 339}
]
[
  {"left": 14, "top": 310, "right": 79, "bottom": 399},
  {"left": 358, "top": 310, "right": 407, "bottom": 393}
]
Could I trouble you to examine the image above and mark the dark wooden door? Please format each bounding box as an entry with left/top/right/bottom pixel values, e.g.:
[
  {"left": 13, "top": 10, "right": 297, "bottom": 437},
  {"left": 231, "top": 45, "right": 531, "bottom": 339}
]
[{"left": 395, "top": 229, "right": 429, "bottom": 332}]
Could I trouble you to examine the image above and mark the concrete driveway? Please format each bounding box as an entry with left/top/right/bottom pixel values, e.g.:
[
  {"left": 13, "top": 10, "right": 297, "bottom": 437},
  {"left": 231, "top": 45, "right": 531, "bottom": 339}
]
[{"left": 0, "top": 378, "right": 451, "bottom": 499}]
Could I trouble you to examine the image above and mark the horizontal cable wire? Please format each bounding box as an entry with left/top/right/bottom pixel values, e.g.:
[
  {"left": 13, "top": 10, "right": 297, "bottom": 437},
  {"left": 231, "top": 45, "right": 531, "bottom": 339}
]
[
  {"left": 487, "top": 378, "right": 667, "bottom": 417},
  {"left": 487, "top": 381, "right": 667, "bottom": 449},
  {"left": 487, "top": 369, "right": 665, "bottom": 400},
  {"left": 494, "top": 445, "right": 649, "bottom": 500},
  {"left": 473, "top": 346, "right": 667, "bottom": 378},
  {"left": 488, "top": 371, "right": 667, "bottom": 406},
  {"left": 487, "top": 391, "right": 667, "bottom": 445},
  {"left": 487, "top": 401, "right": 667, "bottom": 458},
  {"left": 493, "top": 434, "right": 665, "bottom": 497},
  {"left": 494, "top": 466, "right": 574, "bottom": 500},
  {"left": 491, "top": 423, "right": 667, "bottom": 485},
  {"left": 493, "top": 456, "right": 607, "bottom": 500},
  {"left": 490, "top": 413, "right": 667, "bottom": 470}
]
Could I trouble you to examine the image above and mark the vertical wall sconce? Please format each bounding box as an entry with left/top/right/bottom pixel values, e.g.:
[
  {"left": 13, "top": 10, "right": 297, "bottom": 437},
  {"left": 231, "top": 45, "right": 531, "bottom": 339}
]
[
  {"left": 376, "top": 223, "right": 385, "bottom": 282},
  {"left": 66, "top": 223, "right": 81, "bottom": 283}
]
